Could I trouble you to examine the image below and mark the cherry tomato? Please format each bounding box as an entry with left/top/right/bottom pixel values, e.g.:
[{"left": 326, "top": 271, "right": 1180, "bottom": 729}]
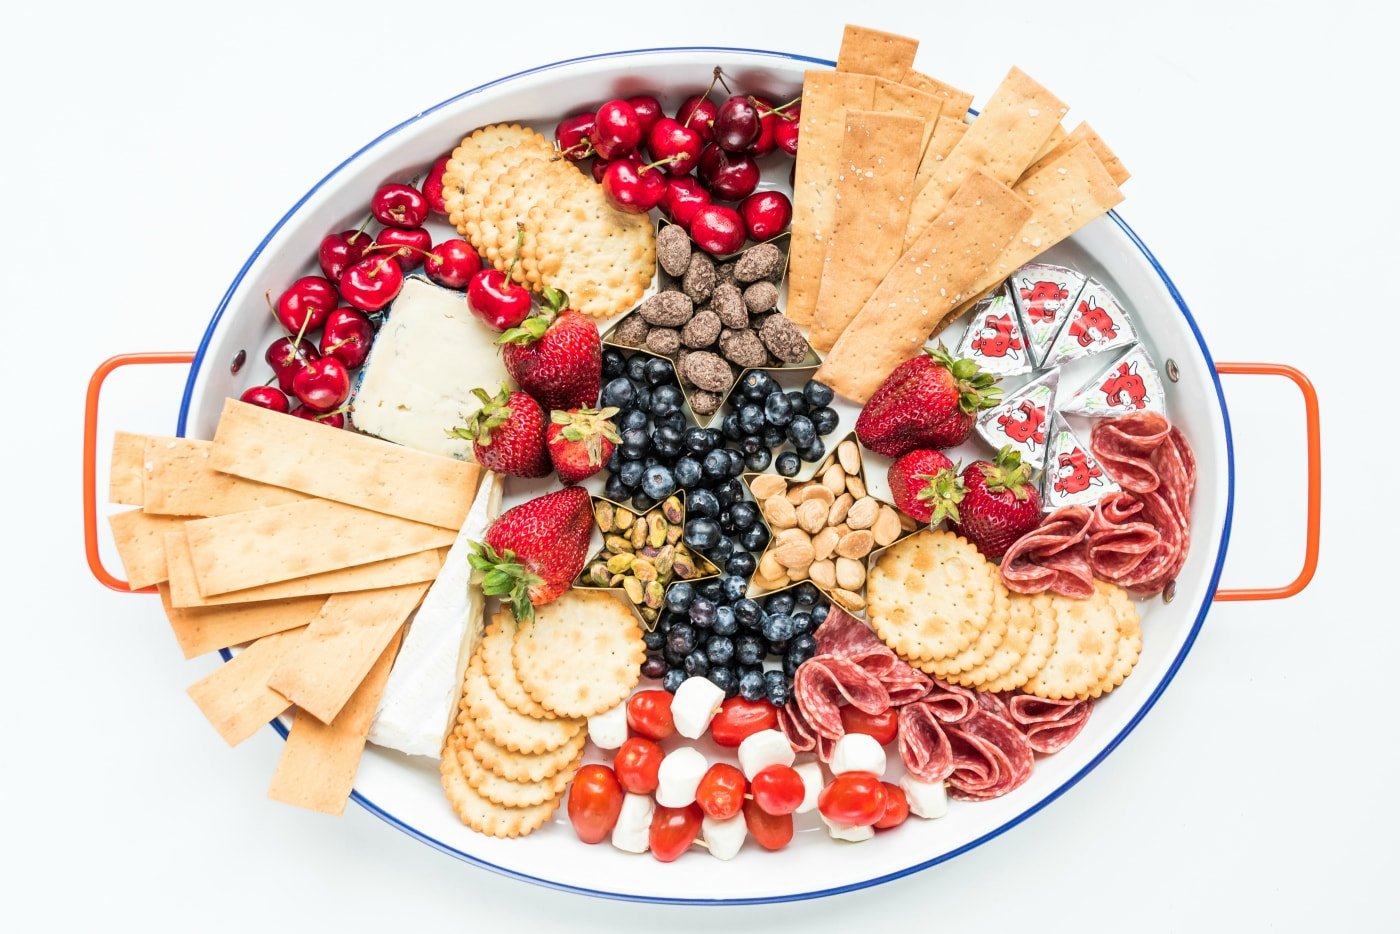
[
  {"left": 839, "top": 706, "right": 899, "bottom": 746},
  {"left": 613, "top": 736, "right": 663, "bottom": 795},
  {"left": 874, "top": 782, "right": 909, "bottom": 830},
  {"left": 649, "top": 803, "right": 703, "bottom": 862},
  {"left": 818, "top": 771, "right": 888, "bottom": 827},
  {"left": 566, "top": 764, "right": 624, "bottom": 844},
  {"left": 626, "top": 689, "right": 675, "bottom": 741},
  {"left": 750, "top": 765, "right": 805, "bottom": 816},
  {"left": 742, "top": 798, "right": 794, "bottom": 851},
  {"left": 709, "top": 696, "right": 778, "bottom": 747},
  {"left": 695, "top": 763, "right": 747, "bottom": 821}
]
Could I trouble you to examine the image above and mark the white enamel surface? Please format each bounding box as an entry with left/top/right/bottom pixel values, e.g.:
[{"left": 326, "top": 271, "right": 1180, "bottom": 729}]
[{"left": 178, "top": 50, "right": 1230, "bottom": 902}]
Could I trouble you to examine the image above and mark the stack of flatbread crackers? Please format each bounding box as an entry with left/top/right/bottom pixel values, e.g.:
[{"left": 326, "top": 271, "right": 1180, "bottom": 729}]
[
  {"left": 866, "top": 530, "right": 1141, "bottom": 700},
  {"left": 441, "top": 591, "right": 643, "bottom": 837},
  {"left": 441, "top": 123, "right": 655, "bottom": 320},
  {"left": 791, "top": 25, "right": 1131, "bottom": 403},
  {"left": 107, "top": 398, "right": 481, "bottom": 815}
]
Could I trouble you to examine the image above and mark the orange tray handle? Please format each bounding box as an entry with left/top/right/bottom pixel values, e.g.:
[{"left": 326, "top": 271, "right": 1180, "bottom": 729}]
[
  {"left": 84, "top": 352, "right": 196, "bottom": 594},
  {"left": 1213, "top": 362, "right": 1320, "bottom": 601}
]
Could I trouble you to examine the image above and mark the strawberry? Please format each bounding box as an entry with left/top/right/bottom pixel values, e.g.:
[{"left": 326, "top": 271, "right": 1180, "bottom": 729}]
[
  {"left": 499, "top": 289, "right": 602, "bottom": 412},
  {"left": 451, "top": 384, "right": 551, "bottom": 478},
  {"left": 887, "top": 449, "right": 965, "bottom": 524},
  {"left": 854, "top": 346, "right": 1001, "bottom": 456},
  {"left": 547, "top": 407, "right": 621, "bottom": 484},
  {"left": 470, "top": 486, "right": 594, "bottom": 620},
  {"left": 950, "top": 446, "right": 1043, "bottom": 560}
]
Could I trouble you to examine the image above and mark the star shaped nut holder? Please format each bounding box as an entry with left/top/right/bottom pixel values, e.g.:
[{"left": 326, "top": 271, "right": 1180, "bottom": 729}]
[
  {"left": 742, "top": 432, "right": 920, "bottom": 617},
  {"left": 601, "top": 219, "right": 819, "bottom": 428},
  {"left": 573, "top": 491, "right": 718, "bottom": 632}
]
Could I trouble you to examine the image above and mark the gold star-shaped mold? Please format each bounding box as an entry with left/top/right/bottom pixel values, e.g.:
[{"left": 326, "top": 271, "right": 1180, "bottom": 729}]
[
  {"left": 743, "top": 432, "right": 919, "bottom": 615},
  {"left": 574, "top": 491, "right": 718, "bottom": 632}
]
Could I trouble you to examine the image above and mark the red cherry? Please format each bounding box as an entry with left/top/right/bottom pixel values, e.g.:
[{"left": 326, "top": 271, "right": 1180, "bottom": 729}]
[
  {"left": 239, "top": 385, "right": 290, "bottom": 413},
  {"left": 646, "top": 117, "right": 703, "bottom": 177},
  {"left": 468, "top": 269, "right": 532, "bottom": 331},
  {"left": 291, "top": 355, "right": 351, "bottom": 412},
  {"left": 590, "top": 158, "right": 610, "bottom": 184},
  {"left": 698, "top": 145, "right": 759, "bottom": 201},
  {"left": 370, "top": 182, "right": 429, "bottom": 229},
  {"left": 747, "top": 96, "right": 779, "bottom": 156},
  {"left": 660, "top": 176, "right": 711, "bottom": 228},
  {"left": 265, "top": 337, "right": 320, "bottom": 394},
  {"left": 602, "top": 158, "right": 668, "bottom": 214},
  {"left": 713, "top": 95, "right": 761, "bottom": 152},
  {"left": 339, "top": 254, "right": 404, "bottom": 312},
  {"left": 424, "top": 239, "right": 482, "bottom": 289},
  {"left": 319, "top": 307, "right": 375, "bottom": 369},
  {"left": 421, "top": 157, "right": 451, "bottom": 215},
  {"left": 318, "top": 229, "right": 374, "bottom": 282},
  {"left": 739, "top": 190, "right": 793, "bottom": 241},
  {"left": 275, "top": 276, "right": 338, "bottom": 334},
  {"left": 555, "top": 112, "right": 596, "bottom": 162},
  {"left": 589, "top": 99, "right": 642, "bottom": 160},
  {"left": 676, "top": 94, "right": 717, "bottom": 145},
  {"left": 774, "top": 104, "right": 800, "bottom": 156},
  {"left": 689, "top": 204, "right": 745, "bottom": 256},
  {"left": 627, "top": 95, "right": 663, "bottom": 137},
  {"left": 290, "top": 405, "right": 345, "bottom": 428},
  {"left": 374, "top": 226, "right": 432, "bottom": 271}
]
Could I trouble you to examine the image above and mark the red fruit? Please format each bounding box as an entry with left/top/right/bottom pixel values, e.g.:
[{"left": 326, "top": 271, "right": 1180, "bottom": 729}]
[
  {"left": 818, "top": 771, "right": 887, "bottom": 827},
  {"left": 291, "top": 356, "right": 351, "bottom": 413},
  {"left": 589, "top": 99, "right": 642, "bottom": 160},
  {"left": 660, "top": 176, "right": 711, "bottom": 228},
  {"left": 750, "top": 765, "right": 804, "bottom": 816},
  {"left": 695, "top": 763, "right": 747, "bottom": 821},
  {"left": 319, "top": 307, "right": 375, "bottom": 369},
  {"left": 626, "top": 94, "right": 663, "bottom": 136},
  {"left": 646, "top": 117, "right": 703, "bottom": 177},
  {"left": 546, "top": 408, "right": 619, "bottom": 484},
  {"left": 264, "top": 336, "right": 320, "bottom": 394},
  {"left": 773, "top": 104, "right": 800, "bottom": 156},
  {"left": 739, "top": 190, "right": 792, "bottom": 241},
  {"left": 951, "top": 446, "right": 1044, "bottom": 560},
  {"left": 467, "top": 269, "right": 532, "bottom": 331},
  {"left": 567, "top": 764, "right": 624, "bottom": 844},
  {"left": 421, "top": 156, "right": 451, "bottom": 215},
  {"left": 713, "top": 94, "right": 761, "bottom": 152},
  {"left": 613, "top": 736, "right": 664, "bottom": 795},
  {"left": 318, "top": 229, "right": 374, "bottom": 282},
  {"left": 374, "top": 226, "right": 432, "bottom": 271},
  {"left": 290, "top": 405, "right": 345, "bottom": 428},
  {"left": 747, "top": 96, "right": 781, "bottom": 156},
  {"left": 424, "top": 238, "right": 482, "bottom": 289},
  {"left": 275, "top": 276, "right": 338, "bottom": 335},
  {"left": 499, "top": 297, "right": 602, "bottom": 412},
  {"left": 676, "top": 94, "right": 717, "bottom": 144},
  {"left": 625, "top": 689, "right": 675, "bottom": 741},
  {"left": 469, "top": 485, "right": 594, "bottom": 619},
  {"left": 874, "top": 783, "right": 910, "bottom": 830},
  {"left": 555, "top": 112, "right": 596, "bottom": 161},
  {"left": 454, "top": 386, "right": 550, "bottom": 479},
  {"left": 649, "top": 803, "right": 702, "bottom": 862},
  {"left": 855, "top": 346, "right": 1002, "bottom": 456},
  {"left": 708, "top": 696, "right": 777, "bottom": 747},
  {"left": 371, "top": 182, "right": 429, "bottom": 228},
  {"left": 339, "top": 254, "right": 404, "bottom": 312},
  {"left": 742, "top": 799, "right": 794, "bottom": 851},
  {"left": 838, "top": 706, "right": 900, "bottom": 746},
  {"left": 239, "top": 385, "right": 290, "bottom": 413},
  {"left": 689, "top": 204, "right": 745, "bottom": 256},
  {"left": 602, "top": 158, "right": 668, "bottom": 214},
  {"left": 698, "top": 145, "right": 759, "bottom": 201},
  {"left": 590, "top": 158, "right": 610, "bottom": 184},
  {"left": 887, "top": 448, "right": 963, "bottom": 525}
]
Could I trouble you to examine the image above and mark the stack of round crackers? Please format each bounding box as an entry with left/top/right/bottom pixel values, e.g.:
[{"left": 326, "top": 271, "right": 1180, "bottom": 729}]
[
  {"left": 441, "top": 123, "right": 655, "bottom": 320},
  {"left": 867, "top": 530, "right": 1141, "bottom": 701},
  {"left": 441, "top": 589, "right": 644, "bottom": 838}
]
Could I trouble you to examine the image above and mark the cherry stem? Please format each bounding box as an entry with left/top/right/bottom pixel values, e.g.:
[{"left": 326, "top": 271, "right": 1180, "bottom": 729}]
[
  {"left": 351, "top": 216, "right": 373, "bottom": 241},
  {"left": 292, "top": 311, "right": 314, "bottom": 367},
  {"left": 265, "top": 290, "right": 296, "bottom": 340},
  {"left": 685, "top": 69, "right": 724, "bottom": 129},
  {"left": 714, "top": 66, "right": 731, "bottom": 95},
  {"left": 559, "top": 139, "right": 594, "bottom": 159},
  {"left": 754, "top": 95, "right": 801, "bottom": 119},
  {"left": 505, "top": 225, "right": 525, "bottom": 282},
  {"left": 365, "top": 255, "right": 396, "bottom": 280},
  {"left": 324, "top": 336, "right": 359, "bottom": 354},
  {"left": 367, "top": 242, "right": 438, "bottom": 263},
  {"left": 639, "top": 154, "right": 682, "bottom": 174}
]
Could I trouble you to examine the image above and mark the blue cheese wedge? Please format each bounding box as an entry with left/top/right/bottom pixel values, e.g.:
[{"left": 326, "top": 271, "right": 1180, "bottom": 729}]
[
  {"left": 368, "top": 469, "right": 503, "bottom": 757},
  {"left": 350, "top": 276, "right": 510, "bottom": 459}
]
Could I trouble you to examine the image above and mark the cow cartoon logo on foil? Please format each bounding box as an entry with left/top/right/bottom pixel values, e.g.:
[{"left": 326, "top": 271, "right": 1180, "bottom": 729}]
[
  {"left": 996, "top": 399, "right": 1047, "bottom": 449},
  {"left": 1041, "top": 278, "right": 1138, "bottom": 368},
  {"left": 1061, "top": 344, "right": 1166, "bottom": 419},
  {"left": 1052, "top": 448, "right": 1104, "bottom": 495},
  {"left": 1018, "top": 278, "right": 1070, "bottom": 325},
  {"left": 977, "top": 368, "right": 1057, "bottom": 468},
  {"left": 1100, "top": 360, "right": 1149, "bottom": 410},
  {"left": 1067, "top": 295, "right": 1119, "bottom": 349},
  {"left": 971, "top": 313, "right": 1023, "bottom": 360},
  {"left": 953, "top": 289, "right": 1032, "bottom": 378},
  {"left": 1040, "top": 412, "right": 1120, "bottom": 510}
]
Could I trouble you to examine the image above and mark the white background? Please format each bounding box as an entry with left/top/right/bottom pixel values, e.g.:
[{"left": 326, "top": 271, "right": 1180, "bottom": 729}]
[{"left": 5, "top": 0, "right": 1396, "bottom": 929}]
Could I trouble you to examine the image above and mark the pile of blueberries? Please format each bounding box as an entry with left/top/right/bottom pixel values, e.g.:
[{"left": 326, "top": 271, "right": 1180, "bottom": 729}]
[{"left": 598, "top": 347, "right": 841, "bottom": 704}]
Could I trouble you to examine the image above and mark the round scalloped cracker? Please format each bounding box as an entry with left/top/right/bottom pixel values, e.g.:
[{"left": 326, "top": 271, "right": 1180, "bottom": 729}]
[
  {"left": 1023, "top": 581, "right": 1124, "bottom": 700},
  {"left": 981, "top": 592, "right": 1059, "bottom": 693},
  {"left": 463, "top": 653, "right": 583, "bottom": 755},
  {"left": 922, "top": 579, "right": 1012, "bottom": 678},
  {"left": 481, "top": 610, "right": 557, "bottom": 720},
  {"left": 457, "top": 736, "right": 580, "bottom": 808},
  {"left": 443, "top": 124, "right": 551, "bottom": 234},
  {"left": 1087, "top": 584, "right": 1142, "bottom": 698},
  {"left": 867, "top": 530, "right": 998, "bottom": 664},
  {"left": 947, "top": 590, "right": 1036, "bottom": 688},
  {"left": 457, "top": 712, "right": 586, "bottom": 784},
  {"left": 482, "top": 158, "right": 589, "bottom": 283},
  {"left": 440, "top": 732, "right": 560, "bottom": 838},
  {"left": 458, "top": 145, "right": 552, "bottom": 251},
  {"left": 512, "top": 589, "right": 645, "bottom": 718},
  {"left": 525, "top": 188, "right": 655, "bottom": 319}
]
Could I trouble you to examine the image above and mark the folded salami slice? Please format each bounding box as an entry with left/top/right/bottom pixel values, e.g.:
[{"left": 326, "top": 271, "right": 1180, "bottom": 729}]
[
  {"left": 1089, "top": 411, "right": 1172, "bottom": 494},
  {"left": 897, "top": 702, "right": 954, "bottom": 783},
  {"left": 814, "top": 606, "right": 886, "bottom": 658},
  {"left": 792, "top": 654, "right": 889, "bottom": 740},
  {"left": 1007, "top": 694, "right": 1093, "bottom": 755},
  {"left": 921, "top": 678, "right": 977, "bottom": 725},
  {"left": 814, "top": 607, "right": 933, "bottom": 707},
  {"left": 946, "top": 710, "right": 1035, "bottom": 800},
  {"left": 1001, "top": 505, "right": 1096, "bottom": 599},
  {"left": 776, "top": 701, "right": 819, "bottom": 754},
  {"left": 1087, "top": 492, "right": 1162, "bottom": 582}
]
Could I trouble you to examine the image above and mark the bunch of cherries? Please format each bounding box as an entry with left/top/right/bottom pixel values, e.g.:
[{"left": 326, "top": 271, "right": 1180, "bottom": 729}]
[{"left": 555, "top": 72, "right": 798, "bottom": 257}]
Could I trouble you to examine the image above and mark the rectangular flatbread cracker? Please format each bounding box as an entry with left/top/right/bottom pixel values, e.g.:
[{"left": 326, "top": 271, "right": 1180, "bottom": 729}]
[
  {"left": 185, "top": 627, "right": 305, "bottom": 746},
  {"left": 267, "top": 627, "right": 403, "bottom": 816},
  {"left": 1030, "top": 123, "right": 1067, "bottom": 166},
  {"left": 903, "top": 67, "right": 1067, "bottom": 250},
  {"left": 183, "top": 499, "right": 456, "bottom": 596},
  {"left": 267, "top": 582, "right": 429, "bottom": 725},
  {"left": 836, "top": 24, "right": 918, "bottom": 80},
  {"left": 108, "top": 509, "right": 185, "bottom": 589},
  {"left": 815, "top": 170, "right": 1033, "bottom": 403},
  {"left": 142, "top": 435, "right": 306, "bottom": 517},
  {"left": 873, "top": 77, "right": 943, "bottom": 167},
  {"left": 914, "top": 116, "right": 969, "bottom": 191},
  {"left": 1021, "top": 121, "right": 1130, "bottom": 186},
  {"left": 109, "top": 431, "right": 147, "bottom": 506},
  {"left": 158, "top": 577, "right": 325, "bottom": 658},
  {"left": 786, "top": 70, "right": 877, "bottom": 325},
  {"left": 211, "top": 399, "right": 480, "bottom": 530},
  {"left": 810, "top": 110, "right": 927, "bottom": 352},
  {"left": 902, "top": 69, "right": 974, "bottom": 121}
]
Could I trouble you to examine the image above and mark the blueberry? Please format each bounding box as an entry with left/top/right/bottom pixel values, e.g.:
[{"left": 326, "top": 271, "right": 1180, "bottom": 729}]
[
  {"left": 617, "top": 459, "right": 644, "bottom": 488},
  {"left": 687, "top": 488, "right": 720, "bottom": 518},
  {"left": 603, "top": 473, "right": 631, "bottom": 502},
  {"left": 626, "top": 355, "right": 648, "bottom": 383},
  {"left": 708, "top": 665, "right": 737, "bottom": 696},
  {"left": 775, "top": 452, "right": 802, "bottom": 477},
  {"left": 767, "top": 639, "right": 788, "bottom": 655},
  {"left": 602, "top": 377, "right": 636, "bottom": 409},
  {"left": 738, "top": 435, "right": 763, "bottom": 456},
  {"left": 645, "top": 357, "right": 675, "bottom": 385},
  {"left": 762, "top": 425, "right": 787, "bottom": 449},
  {"left": 724, "top": 449, "right": 744, "bottom": 477},
  {"left": 662, "top": 668, "right": 687, "bottom": 693},
  {"left": 790, "top": 612, "right": 813, "bottom": 636},
  {"left": 803, "top": 379, "right": 833, "bottom": 407},
  {"left": 702, "top": 449, "right": 730, "bottom": 480},
  {"left": 810, "top": 603, "right": 829, "bottom": 624},
  {"left": 735, "top": 634, "right": 765, "bottom": 665},
  {"left": 601, "top": 348, "right": 626, "bottom": 379},
  {"left": 712, "top": 605, "right": 738, "bottom": 636},
  {"left": 632, "top": 491, "right": 658, "bottom": 511},
  {"left": 662, "top": 644, "right": 685, "bottom": 666},
  {"left": 684, "top": 426, "right": 715, "bottom": 454},
  {"left": 651, "top": 384, "right": 684, "bottom": 418},
  {"left": 706, "top": 635, "right": 735, "bottom": 666},
  {"left": 689, "top": 598, "right": 717, "bottom": 627},
  {"left": 720, "top": 574, "right": 748, "bottom": 602},
  {"left": 789, "top": 633, "right": 818, "bottom": 662},
  {"left": 786, "top": 415, "right": 816, "bottom": 448},
  {"left": 741, "top": 371, "right": 773, "bottom": 401},
  {"left": 707, "top": 536, "right": 735, "bottom": 564},
  {"left": 643, "top": 633, "right": 666, "bottom": 655},
  {"left": 641, "top": 656, "right": 668, "bottom": 679},
  {"left": 620, "top": 427, "right": 649, "bottom": 459},
  {"left": 715, "top": 478, "right": 744, "bottom": 508},
  {"left": 793, "top": 582, "right": 820, "bottom": 607},
  {"left": 764, "top": 391, "right": 793, "bottom": 426},
  {"left": 739, "top": 524, "right": 770, "bottom": 552},
  {"left": 810, "top": 406, "right": 839, "bottom": 436},
  {"left": 665, "top": 581, "right": 694, "bottom": 613},
  {"left": 721, "top": 413, "right": 745, "bottom": 441},
  {"left": 620, "top": 408, "right": 649, "bottom": 433},
  {"left": 657, "top": 412, "right": 687, "bottom": 434},
  {"left": 764, "top": 670, "right": 790, "bottom": 706},
  {"left": 744, "top": 448, "right": 772, "bottom": 472},
  {"left": 674, "top": 456, "right": 703, "bottom": 489},
  {"left": 698, "top": 580, "right": 724, "bottom": 602},
  {"left": 729, "top": 501, "right": 758, "bottom": 531},
  {"left": 632, "top": 384, "right": 652, "bottom": 412},
  {"left": 641, "top": 465, "right": 677, "bottom": 500},
  {"left": 666, "top": 622, "right": 697, "bottom": 656},
  {"left": 734, "top": 598, "right": 763, "bottom": 627},
  {"left": 762, "top": 614, "right": 796, "bottom": 643},
  {"left": 725, "top": 551, "right": 756, "bottom": 579},
  {"left": 651, "top": 425, "right": 683, "bottom": 460},
  {"left": 738, "top": 668, "right": 766, "bottom": 701},
  {"left": 797, "top": 439, "right": 826, "bottom": 463},
  {"left": 684, "top": 650, "right": 710, "bottom": 676},
  {"left": 738, "top": 403, "right": 766, "bottom": 435},
  {"left": 606, "top": 447, "right": 624, "bottom": 474},
  {"left": 765, "top": 593, "right": 795, "bottom": 617}
]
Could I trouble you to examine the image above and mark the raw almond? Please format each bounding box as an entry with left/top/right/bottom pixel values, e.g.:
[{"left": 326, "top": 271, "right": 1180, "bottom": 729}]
[
  {"left": 836, "top": 556, "right": 866, "bottom": 590},
  {"left": 796, "top": 499, "right": 829, "bottom": 534},
  {"left": 773, "top": 529, "right": 815, "bottom": 569},
  {"left": 750, "top": 474, "right": 787, "bottom": 501},
  {"left": 899, "top": 512, "right": 918, "bottom": 532},
  {"left": 809, "top": 559, "right": 837, "bottom": 589},
  {"left": 838, "top": 439, "right": 861, "bottom": 475},
  {"left": 846, "top": 497, "right": 880, "bottom": 530},
  {"left": 822, "top": 463, "right": 846, "bottom": 494},
  {"left": 764, "top": 495, "right": 797, "bottom": 529},
  {"left": 872, "top": 506, "right": 903, "bottom": 546},
  {"left": 758, "top": 550, "right": 785, "bottom": 581},
  {"left": 845, "top": 473, "right": 867, "bottom": 500},
  {"left": 812, "top": 526, "right": 840, "bottom": 561},
  {"left": 799, "top": 484, "right": 836, "bottom": 508},
  {"left": 787, "top": 564, "right": 809, "bottom": 581},
  {"left": 832, "top": 587, "right": 866, "bottom": 611},
  {"left": 836, "top": 529, "right": 874, "bottom": 559},
  {"left": 828, "top": 492, "right": 853, "bottom": 526}
]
